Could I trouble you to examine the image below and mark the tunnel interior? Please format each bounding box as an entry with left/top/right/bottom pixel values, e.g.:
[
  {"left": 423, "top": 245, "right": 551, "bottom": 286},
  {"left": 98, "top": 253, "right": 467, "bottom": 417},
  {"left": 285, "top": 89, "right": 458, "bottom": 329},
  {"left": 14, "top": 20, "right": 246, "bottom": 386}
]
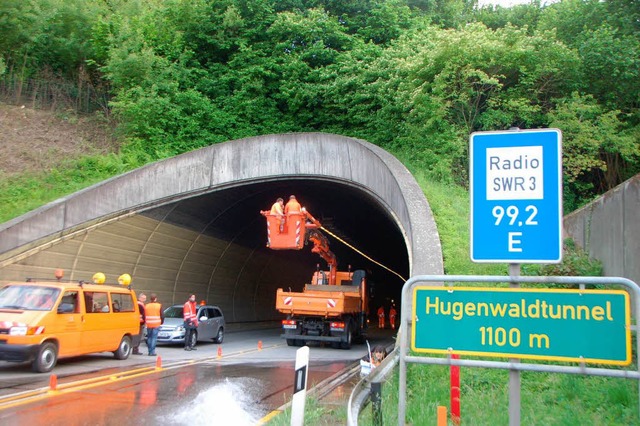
[{"left": 139, "top": 178, "right": 409, "bottom": 320}]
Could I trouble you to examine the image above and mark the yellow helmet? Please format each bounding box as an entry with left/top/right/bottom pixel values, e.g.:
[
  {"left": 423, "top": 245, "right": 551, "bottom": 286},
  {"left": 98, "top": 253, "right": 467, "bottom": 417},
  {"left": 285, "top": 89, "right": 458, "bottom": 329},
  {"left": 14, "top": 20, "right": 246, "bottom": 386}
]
[
  {"left": 118, "top": 273, "right": 132, "bottom": 286},
  {"left": 92, "top": 272, "right": 106, "bottom": 284}
]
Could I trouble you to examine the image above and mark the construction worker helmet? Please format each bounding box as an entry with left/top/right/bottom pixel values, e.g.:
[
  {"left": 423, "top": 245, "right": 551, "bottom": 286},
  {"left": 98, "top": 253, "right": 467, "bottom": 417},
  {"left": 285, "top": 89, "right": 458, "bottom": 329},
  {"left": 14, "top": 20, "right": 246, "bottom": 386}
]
[
  {"left": 92, "top": 272, "right": 106, "bottom": 284},
  {"left": 118, "top": 273, "right": 132, "bottom": 286}
]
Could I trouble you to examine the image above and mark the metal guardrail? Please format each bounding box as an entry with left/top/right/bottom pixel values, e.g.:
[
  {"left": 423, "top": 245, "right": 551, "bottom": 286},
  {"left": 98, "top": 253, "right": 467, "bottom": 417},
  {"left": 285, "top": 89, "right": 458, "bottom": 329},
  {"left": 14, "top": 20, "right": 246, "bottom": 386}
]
[{"left": 347, "top": 344, "right": 399, "bottom": 425}]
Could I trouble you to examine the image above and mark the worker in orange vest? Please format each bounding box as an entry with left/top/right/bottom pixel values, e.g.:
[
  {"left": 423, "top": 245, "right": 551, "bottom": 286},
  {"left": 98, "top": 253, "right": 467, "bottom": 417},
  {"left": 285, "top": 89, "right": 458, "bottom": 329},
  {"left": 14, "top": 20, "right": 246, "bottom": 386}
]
[
  {"left": 389, "top": 305, "right": 397, "bottom": 330},
  {"left": 183, "top": 294, "right": 199, "bottom": 351},
  {"left": 377, "top": 305, "right": 385, "bottom": 329},
  {"left": 270, "top": 197, "right": 285, "bottom": 232},
  {"left": 132, "top": 292, "right": 147, "bottom": 355},
  {"left": 284, "top": 195, "right": 302, "bottom": 214},
  {"left": 145, "top": 294, "right": 164, "bottom": 356}
]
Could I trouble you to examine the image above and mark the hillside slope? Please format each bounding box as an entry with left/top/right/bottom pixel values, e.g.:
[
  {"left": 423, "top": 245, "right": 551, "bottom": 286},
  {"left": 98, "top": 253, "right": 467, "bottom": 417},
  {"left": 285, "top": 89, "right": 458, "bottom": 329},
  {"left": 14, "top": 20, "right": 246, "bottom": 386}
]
[{"left": 0, "top": 103, "right": 115, "bottom": 178}]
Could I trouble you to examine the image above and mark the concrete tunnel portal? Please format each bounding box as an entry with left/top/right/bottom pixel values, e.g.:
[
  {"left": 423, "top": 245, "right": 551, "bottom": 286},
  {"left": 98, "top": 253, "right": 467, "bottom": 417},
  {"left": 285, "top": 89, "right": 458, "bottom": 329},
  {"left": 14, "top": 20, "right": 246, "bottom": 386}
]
[{"left": 0, "top": 133, "right": 443, "bottom": 323}]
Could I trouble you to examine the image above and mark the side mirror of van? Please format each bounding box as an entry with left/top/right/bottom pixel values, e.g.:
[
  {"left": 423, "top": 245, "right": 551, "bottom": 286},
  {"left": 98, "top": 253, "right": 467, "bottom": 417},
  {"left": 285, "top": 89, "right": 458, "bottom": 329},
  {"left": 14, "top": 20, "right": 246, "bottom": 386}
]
[
  {"left": 199, "top": 316, "right": 208, "bottom": 321},
  {"left": 58, "top": 303, "right": 74, "bottom": 313}
]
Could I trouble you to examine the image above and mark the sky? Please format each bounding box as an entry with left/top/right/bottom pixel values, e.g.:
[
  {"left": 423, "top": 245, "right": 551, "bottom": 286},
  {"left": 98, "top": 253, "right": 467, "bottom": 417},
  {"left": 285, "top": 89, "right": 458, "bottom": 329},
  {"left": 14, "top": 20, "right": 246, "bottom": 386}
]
[
  {"left": 477, "top": 0, "right": 540, "bottom": 7},
  {"left": 477, "top": 0, "right": 560, "bottom": 7}
]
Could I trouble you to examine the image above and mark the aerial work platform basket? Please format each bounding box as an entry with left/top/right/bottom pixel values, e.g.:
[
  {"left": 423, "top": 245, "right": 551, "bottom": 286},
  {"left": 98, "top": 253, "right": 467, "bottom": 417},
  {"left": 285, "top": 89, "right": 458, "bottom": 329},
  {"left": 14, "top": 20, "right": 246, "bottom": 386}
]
[{"left": 260, "top": 212, "right": 317, "bottom": 250}]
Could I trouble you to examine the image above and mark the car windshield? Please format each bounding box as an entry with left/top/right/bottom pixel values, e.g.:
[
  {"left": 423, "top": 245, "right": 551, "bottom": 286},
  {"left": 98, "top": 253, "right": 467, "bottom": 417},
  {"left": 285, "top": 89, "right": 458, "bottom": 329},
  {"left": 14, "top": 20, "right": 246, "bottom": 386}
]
[
  {"left": 0, "top": 285, "right": 61, "bottom": 311},
  {"left": 164, "top": 306, "right": 183, "bottom": 318}
]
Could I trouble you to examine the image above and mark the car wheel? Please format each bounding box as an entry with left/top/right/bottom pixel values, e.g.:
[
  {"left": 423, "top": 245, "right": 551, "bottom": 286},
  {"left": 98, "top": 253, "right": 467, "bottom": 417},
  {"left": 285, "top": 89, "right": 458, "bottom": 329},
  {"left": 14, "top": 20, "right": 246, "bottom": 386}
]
[
  {"left": 114, "top": 335, "right": 132, "bottom": 360},
  {"left": 32, "top": 341, "right": 58, "bottom": 373},
  {"left": 214, "top": 328, "right": 224, "bottom": 344}
]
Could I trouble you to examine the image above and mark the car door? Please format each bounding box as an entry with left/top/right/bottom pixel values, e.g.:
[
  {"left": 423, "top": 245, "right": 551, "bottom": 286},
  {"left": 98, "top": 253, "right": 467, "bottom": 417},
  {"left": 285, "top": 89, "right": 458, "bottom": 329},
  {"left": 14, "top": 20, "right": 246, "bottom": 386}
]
[
  {"left": 197, "top": 307, "right": 214, "bottom": 341},
  {"left": 210, "top": 307, "right": 224, "bottom": 340}
]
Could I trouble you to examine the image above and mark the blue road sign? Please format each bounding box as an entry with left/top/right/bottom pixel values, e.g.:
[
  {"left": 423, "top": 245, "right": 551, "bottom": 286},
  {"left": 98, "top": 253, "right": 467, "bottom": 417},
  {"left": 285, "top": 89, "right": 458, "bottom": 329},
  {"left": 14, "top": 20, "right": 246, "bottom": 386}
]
[{"left": 470, "top": 129, "right": 562, "bottom": 263}]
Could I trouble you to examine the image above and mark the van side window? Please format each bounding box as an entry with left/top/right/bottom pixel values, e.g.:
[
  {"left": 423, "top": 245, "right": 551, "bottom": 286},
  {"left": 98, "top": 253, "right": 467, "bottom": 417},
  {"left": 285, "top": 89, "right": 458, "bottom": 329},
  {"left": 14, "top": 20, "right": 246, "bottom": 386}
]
[
  {"left": 59, "top": 291, "right": 79, "bottom": 313},
  {"left": 85, "top": 292, "right": 110, "bottom": 313},
  {"left": 111, "top": 293, "right": 134, "bottom": 313}
]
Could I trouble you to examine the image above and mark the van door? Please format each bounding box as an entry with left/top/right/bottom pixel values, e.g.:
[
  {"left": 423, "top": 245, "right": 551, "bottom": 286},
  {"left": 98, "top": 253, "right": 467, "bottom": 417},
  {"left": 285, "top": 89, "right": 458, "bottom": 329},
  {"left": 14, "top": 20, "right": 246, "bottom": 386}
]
[
  {"left": 81, "top": 290, "right": 113, "bottom": 352},
  {"left": 55, "top": 290, "right": 82, "bottom": 357}
]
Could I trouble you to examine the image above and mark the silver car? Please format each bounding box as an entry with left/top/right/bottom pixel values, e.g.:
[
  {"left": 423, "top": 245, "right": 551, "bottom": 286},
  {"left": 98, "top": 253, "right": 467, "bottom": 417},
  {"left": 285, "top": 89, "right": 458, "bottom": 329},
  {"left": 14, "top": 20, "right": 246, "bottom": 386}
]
[{"left": 157, "top": 304, "right": 225, "bottom": 346}]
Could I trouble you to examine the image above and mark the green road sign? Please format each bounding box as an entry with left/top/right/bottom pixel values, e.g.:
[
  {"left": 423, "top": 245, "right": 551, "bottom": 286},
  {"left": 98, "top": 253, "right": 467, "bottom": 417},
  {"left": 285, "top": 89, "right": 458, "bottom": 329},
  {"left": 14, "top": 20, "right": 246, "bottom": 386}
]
[{"left": 412, "top": 287, "right": 631, "bottom": 365}]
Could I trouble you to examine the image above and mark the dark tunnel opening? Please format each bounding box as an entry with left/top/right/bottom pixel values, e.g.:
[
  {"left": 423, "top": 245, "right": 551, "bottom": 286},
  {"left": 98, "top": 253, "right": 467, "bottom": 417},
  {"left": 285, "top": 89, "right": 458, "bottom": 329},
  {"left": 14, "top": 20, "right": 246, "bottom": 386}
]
[{"left": 140, "top": 178, "right": 409, "bottom": 319}]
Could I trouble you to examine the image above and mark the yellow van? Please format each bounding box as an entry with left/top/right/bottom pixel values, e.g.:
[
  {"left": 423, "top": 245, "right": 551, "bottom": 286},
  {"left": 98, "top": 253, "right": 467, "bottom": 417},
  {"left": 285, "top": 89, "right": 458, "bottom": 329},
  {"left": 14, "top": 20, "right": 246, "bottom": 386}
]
[{"left": 0, "top": 272, "right": 140, "bottom": 373}]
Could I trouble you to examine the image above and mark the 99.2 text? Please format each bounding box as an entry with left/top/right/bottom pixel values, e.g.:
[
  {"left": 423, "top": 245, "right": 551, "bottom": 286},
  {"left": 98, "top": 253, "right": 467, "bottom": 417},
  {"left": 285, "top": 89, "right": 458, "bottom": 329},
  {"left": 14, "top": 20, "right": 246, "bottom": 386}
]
[{"left": 492, "top": 205, "right": 538, "bottom": 227}]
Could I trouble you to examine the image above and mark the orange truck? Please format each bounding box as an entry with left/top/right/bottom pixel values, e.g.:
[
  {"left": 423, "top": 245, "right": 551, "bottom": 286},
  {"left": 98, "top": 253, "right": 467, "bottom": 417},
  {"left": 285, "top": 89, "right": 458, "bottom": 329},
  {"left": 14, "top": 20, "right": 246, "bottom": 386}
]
[{"left": 261, "top": 208, "right": 369, "bottom": 349}]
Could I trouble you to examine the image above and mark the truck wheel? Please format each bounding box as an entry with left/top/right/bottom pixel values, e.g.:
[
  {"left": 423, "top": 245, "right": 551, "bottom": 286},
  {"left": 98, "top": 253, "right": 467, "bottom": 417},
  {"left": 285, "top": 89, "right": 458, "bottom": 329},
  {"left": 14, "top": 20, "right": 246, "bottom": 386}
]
[
  {"left": 295, "top": 339, "right": 306, "bottom": 347},
  {"left": 114, "top": 335, "right": 132, "bottom": 360},
  {"left": 286, "top": 339, "right": 296, "bottom": 346},
  {"left": 214, "top": 327, "right": 224, "bottom": 343},
  {"left": 32, "top": 342, "right": 58, "bottom": 373},
  {"left": 340, "top": 323, "right": 352, "bottom": 350}
]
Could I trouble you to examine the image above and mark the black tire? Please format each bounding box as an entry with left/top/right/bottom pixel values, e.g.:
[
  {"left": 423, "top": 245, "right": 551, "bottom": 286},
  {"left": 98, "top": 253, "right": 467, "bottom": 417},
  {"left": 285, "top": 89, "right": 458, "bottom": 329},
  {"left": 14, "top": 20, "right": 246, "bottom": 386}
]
[
  {"left": 114, "top": 335, "right": 132, "bottom": 360},
  {"left": 32, "top": 341, "right": 58, "bottom": 373},
  {"left": 214, "top": 327, "right": 224, "bottom": 344},
  {"left": 295, "top": 339, "right": 305, "bottom": 347},
  {"left": 340, "top": 322, "right": 352, "bottom": 350},
  {"left": 286, "top": 339, "right": 296, "bottom": 346}
]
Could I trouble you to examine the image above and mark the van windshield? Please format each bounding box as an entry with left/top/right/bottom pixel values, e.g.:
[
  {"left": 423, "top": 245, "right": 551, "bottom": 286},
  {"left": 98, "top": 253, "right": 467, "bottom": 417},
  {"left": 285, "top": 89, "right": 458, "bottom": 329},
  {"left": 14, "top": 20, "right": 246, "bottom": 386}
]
[{"left": 0, "top": 285, "right": 61, "bottom": 311}]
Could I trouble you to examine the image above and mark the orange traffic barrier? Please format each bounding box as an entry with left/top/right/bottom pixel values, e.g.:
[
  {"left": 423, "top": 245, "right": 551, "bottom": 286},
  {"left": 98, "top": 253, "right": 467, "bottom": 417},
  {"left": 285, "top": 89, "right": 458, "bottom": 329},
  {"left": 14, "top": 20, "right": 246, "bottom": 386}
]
[
  {"left": 437, "top": 406, "right": 447, "bottom": 426},
  {"left": 217, "top": 347, "right": 222, "bottom": 358},
  {"left": 155, "top": 355, "right": 162, "bottom": 370},
  {"left": 49, "top": 374, "right": 58, "bottom": 391},
  {"left": 258, "top": 340, "right": 263, "bottom": 350}
]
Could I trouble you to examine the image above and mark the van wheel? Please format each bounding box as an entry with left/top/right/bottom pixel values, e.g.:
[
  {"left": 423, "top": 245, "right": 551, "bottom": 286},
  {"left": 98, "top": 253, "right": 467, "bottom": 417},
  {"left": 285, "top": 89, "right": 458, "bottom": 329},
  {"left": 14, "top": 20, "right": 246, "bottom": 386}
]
[
  {"left": 32, "top": 342, "right": 58, "bottom": 373},
  {"left": 114, "top": 335, "right": 132, "bottom": 360},
  {"left": 214, "top": 328, "right": 224, "bottom": 344}
]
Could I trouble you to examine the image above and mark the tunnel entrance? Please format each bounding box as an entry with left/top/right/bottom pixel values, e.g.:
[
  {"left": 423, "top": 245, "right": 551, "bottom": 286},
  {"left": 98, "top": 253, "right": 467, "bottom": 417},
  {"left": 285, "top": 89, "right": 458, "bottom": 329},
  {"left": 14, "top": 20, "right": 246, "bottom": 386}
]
[{"left": 139, "top": 179, "right": 408, "bottom": 321}]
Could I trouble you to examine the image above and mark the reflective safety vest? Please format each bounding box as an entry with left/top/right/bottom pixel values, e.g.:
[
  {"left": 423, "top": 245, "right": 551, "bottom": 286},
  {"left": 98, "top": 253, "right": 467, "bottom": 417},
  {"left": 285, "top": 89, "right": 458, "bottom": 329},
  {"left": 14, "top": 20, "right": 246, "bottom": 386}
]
[
  {"left": 183, "top": 301, "right": 198, "bottom": 326},
  {"left": 146, "top": 302, "right": 162, "bottom": 328}
]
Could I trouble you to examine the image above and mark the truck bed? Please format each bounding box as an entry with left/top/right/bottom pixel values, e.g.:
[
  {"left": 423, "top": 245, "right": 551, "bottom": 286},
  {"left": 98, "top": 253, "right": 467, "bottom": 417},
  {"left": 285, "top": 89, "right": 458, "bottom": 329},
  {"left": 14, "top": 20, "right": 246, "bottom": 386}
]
[{"left": 275, "top": 285, "right": 363, "bottom": 317}]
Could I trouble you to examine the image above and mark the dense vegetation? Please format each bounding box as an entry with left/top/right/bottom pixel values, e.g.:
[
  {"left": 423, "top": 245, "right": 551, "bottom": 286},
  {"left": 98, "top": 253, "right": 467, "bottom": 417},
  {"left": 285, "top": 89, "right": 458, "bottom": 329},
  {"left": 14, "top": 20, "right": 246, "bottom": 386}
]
[
  {"left": 0, "top": 1, "right": 634, "bottom": 423},
  {"left": 1, "top": 0, "right": 638, "bottom": 216}
]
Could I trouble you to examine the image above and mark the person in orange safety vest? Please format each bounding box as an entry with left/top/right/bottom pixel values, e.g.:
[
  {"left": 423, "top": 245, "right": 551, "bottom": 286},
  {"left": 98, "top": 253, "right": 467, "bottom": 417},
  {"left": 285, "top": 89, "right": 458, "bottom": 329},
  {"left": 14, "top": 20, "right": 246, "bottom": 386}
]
[
  {"left": 377, "top": 305, "right": 385, "bottom": 329},
  {"left": 284, "top": 195, "right": 302, "bottom": 215},
  {"left": 132, "top": 293, "right": 147, "bottom": 355},
  {"left": 389, "top": 305, "right": 397, "bottom": 330},
  {"left": 270, "top": 197, "right": 285, "bottom": 232},
  {"left": 183, "top": 294, "right": 199, "bottom": 351},
  {"left": 145, "top": 294, "right": 164, "bottom": 356}
]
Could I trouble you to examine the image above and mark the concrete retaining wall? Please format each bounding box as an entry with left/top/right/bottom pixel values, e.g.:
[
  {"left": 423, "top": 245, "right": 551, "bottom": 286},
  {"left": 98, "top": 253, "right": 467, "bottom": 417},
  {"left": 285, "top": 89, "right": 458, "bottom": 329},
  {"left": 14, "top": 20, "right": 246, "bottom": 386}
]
[{"left": 564, "top": 174, "right": 640, "bottom": 285}]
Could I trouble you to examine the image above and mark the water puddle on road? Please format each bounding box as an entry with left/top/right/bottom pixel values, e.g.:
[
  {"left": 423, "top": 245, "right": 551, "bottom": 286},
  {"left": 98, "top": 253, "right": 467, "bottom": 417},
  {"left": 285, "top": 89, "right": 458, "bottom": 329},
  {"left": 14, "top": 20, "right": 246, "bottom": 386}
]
[{"left": 161, "top": 377, "right": 268, "bottom": 425}]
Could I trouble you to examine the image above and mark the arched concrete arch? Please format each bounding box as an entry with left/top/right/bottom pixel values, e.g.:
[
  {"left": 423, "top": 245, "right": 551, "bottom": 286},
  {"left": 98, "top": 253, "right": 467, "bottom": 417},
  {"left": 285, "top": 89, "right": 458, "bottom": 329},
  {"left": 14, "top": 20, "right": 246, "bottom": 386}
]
[{"left": 0, "top": 133, "right": 443, "bottom": 322}]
